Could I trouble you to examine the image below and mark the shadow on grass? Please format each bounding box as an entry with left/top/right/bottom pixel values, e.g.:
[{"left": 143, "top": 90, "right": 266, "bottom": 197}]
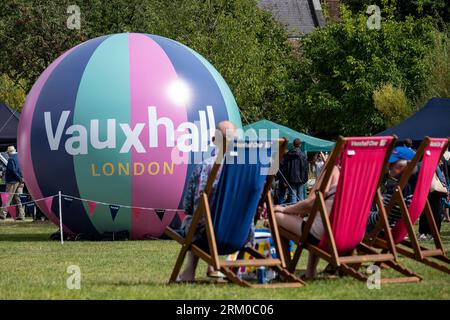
[{"left": 0, "top": 233, "right": 52, "bottom": 242}]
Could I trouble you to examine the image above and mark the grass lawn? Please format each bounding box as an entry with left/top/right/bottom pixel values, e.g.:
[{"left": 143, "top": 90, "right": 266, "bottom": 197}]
[{"left": 0, "top": 220, "right": 449, "bottom": 299}]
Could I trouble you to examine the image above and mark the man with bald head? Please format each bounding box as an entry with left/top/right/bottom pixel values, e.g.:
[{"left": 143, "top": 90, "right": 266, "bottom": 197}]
[{"left": 176, "top": 120, "right": 242, "bottom": 282}]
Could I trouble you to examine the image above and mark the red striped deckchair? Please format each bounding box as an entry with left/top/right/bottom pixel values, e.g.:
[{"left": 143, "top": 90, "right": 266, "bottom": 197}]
[
  {"left": 279, "top": 136, "right": 422, "bottom": 283},
  {"left": 366, "top": 137, "right": 450, "bottom": 274}
]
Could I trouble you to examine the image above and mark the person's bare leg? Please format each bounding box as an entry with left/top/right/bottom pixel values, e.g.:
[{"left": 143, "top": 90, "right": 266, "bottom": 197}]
[
  {"left": 305, "top": 253, "right": 320, "bottom": 279},
  {"left": 178, "top": 251, "right": 199, "bottom": 282},
  {"left": 444, "top": 207, "right": 450, "bottom": 222},
  {"left": 275, "top": 211, "right": 303, "bottom": 235}
]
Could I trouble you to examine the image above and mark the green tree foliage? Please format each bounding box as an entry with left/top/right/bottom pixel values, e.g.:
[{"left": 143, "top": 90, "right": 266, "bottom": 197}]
[
  {"left": 345, "top": 0, "right": 450, "bottom": 24},
  {"left": 373, "top": 83, "right": 411, "bottom": 127},
  {"left": 0, "top": 74, "right": 26, "bottom": 111},
  {"left": 419, "top": 31, "right": 450, "bottom": 104},
  {"left": 0, "top": 1, "right": 87, "bottom": 90},
  {"left": 0, "top": 0, "right": 297, "bottom": 125},
  {"left": 290, "top": 8, "right": 437, "bottom": 137}
]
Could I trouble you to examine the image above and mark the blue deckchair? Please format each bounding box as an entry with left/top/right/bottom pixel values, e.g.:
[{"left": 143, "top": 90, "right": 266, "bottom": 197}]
[{"left": 165, "top": 138, "right": 304, "bottom": 287}]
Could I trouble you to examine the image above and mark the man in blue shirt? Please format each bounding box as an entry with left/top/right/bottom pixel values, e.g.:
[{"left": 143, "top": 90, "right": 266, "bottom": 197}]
[{"left": 1, "top": 146, "right": 25, "bottom": 220}]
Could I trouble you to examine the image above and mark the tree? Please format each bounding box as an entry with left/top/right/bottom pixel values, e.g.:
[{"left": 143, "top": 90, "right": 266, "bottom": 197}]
[
  {"left": 0, "top": 74, "right": 26, "bottom": 111},
  {"left": 344, "top": 0, "right": 450, "bottom": 25},
  {"left": 0, "top": 0, "right": 297, "bottom": 125},
  {"left": 419, "top": 31, "right": 450, "bottom": 104},
  {"left": 373, "top": 83, "right": 411, "bottom": 127},
  {"left": 289, "top": 8, "right": 437, "bottom": 137}
]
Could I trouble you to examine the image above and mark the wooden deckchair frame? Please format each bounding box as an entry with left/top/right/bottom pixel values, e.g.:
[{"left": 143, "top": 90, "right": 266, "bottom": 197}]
[
  {"left": 366, "top": 137, "right": 450, "bottom": 274},
  {"left": 165, "top": 138, "right": 305, "bottom": 288},
  {"left": 279, "top": 136, "right": 422, "bottom": 283}
]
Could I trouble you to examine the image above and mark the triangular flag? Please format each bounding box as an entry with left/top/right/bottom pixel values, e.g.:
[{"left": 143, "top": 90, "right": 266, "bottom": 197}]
[
  {"left": 177, "top": 211, "right": 186, "bottom": 221},
  {"left": 132, "top": 207, "right": 142, "bottom": 219},
  {"left": 7, "top": 206, "right": 16, "bottom": 221},
  {"left": 63, "top": 196, "right": 73, "bottom": 208},
  {"left": 26, "top": 202, "right": 35, "bottom": 208},
  {"left": 155, "top": 209, "right": 165, "bottom": 222},
  {"left": 109, "top": 205, "right": 120, "bottom": 221},
  {"left": 1, "top": 193, "right": 8, "bottom": 207},
  {"left": 43, "top": 196, "right": 53, "bottom": 213},
  {"left": 168, "top": 212, "right": 182, "bottom": 229},
  {"left": 87, "top": 200, "right": 97, "bottom": 216},
  {"left": 19, "top": 194, "right": 28, "bottom": 203}
]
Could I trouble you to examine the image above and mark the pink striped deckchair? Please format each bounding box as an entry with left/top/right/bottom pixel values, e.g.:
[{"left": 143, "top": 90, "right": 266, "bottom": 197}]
[
  {"left": 367, "top": 137, "right": 450, "bottom": 274},
  {"left": 279, "top": 136, "right": 421, "bottom": 283}
]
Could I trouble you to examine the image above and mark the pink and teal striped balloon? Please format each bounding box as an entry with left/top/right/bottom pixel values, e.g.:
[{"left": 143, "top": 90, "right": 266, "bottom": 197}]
[{"left": 18, "top": 33, "right": 241, "bottom": 239}]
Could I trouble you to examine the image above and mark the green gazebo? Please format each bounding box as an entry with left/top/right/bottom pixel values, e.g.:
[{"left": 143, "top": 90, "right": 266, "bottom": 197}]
[{"left": 243, "top": 119, "right": 334, "bottom": 152}]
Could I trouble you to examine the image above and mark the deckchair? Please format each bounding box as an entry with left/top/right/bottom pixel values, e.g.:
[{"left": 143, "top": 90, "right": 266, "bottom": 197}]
[
  {"left": 279, "top": 136, "right": 422, "bottom": 283},
  {"left": 165, "top": 138, "right": 304, "bottom": 288},
  {"left": 366, "top": 137, "right": 450, "bottom": 274}
]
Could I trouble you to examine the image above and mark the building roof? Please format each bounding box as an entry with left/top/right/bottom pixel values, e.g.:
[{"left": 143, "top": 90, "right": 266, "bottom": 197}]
[{"left": 258, "top": 0, "right": 325, "bottom": 37}]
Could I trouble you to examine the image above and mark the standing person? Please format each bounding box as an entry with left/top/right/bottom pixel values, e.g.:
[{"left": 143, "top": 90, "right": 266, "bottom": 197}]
[
  {"left": 315, "top": 152, "right": 326, "bottom": 178},
  {"left": 283, "top": 138, "right": 308, "bottom": 203},
  {"left": 275, "top": 150, "right": 288, "bottom": 205},
  {"left": 0, "top": 146, "right": 25, "bottom": 220}
]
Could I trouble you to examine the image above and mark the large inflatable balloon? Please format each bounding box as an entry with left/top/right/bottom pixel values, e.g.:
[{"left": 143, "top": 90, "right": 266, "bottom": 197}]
[{"left": 18, "top": 33, "right": 242, "bottom": 239}]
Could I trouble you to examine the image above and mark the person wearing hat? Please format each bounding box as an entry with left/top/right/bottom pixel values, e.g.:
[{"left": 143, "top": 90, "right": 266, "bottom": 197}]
[
  {"left": 0, "top": 146, "right": 25, "bottom": 220},
  {"left": 366, "top": 146, "right": 416, "bottom": 233}
]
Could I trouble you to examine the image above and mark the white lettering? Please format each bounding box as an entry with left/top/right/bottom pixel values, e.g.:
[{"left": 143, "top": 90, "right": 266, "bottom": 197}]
[
  {"left": 176, "top": 122, "right": 200, "bottom": 153},
  {"left": 91, "top": 119, "right": 116, "bottom": 149},
  {"left": 65, "top": 125, "right": 88, "bottom": 155},
  {"left": 120, "top": 123, "right": 145, "bottom": 153},
  {"left": 44, "top": 106, "right": 217, "bottom": 155},
  {"left": 45, "top": 111, "right": 70, "bottom": 150},
  {"left": 148, "top": 106, "right": 175, "bottom": 148}
]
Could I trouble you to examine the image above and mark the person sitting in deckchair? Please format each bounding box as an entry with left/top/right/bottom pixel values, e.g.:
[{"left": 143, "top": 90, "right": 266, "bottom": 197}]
[
  {"left": 366, "top": 146, "right": 416, "bottom": 233},
  {"left": 273, "top": 165, "right": 340, "bottom": 279},
  {"left": 176, "top": 121, "right": 254, "bottom": 282}
]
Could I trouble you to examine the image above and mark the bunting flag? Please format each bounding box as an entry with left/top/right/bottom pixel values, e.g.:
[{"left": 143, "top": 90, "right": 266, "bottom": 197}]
[
  {"left": 0, "top": 193, "right": 16, "bottom": 220},
  {"left": 25, "top": 202, "right": 35, "bottom": 208},
  {"left": 168, "top": 212, "right": 182, "bottom": 229},
  {"left": 63, "top": 196, "right": 74, "bottom": 208},
  {"left": 19, "top": 194, "right": 29, "bottom": 203},
  {"left": 43, "top": 196, "right": 54, "bottom": 214},
  {"left": 87, "top": 200, "right": 97, "bottom": 216},
  {"left": 1, "top": 193, "right": 8, "bottom": 207},
  {"left": 155, "top": 209, "right": 165, "bottom": 222},
  {"left": 132, "top": 207, "right": 142, "bottom": 219},
  {"left": 177, "top": 211, "right": 186, "bottom": 222},
  {"left": 109, "top": 205, "right": 120, "bottom": 221},
  {"left": 7, "top": 206, "right": 16, "bottom": 221}
]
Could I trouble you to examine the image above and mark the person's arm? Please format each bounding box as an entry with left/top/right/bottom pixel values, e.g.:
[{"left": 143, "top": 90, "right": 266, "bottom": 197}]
[
  {"left": 182, "top": 166, "right": 201, "bottom": 216},
  {"left": 281, "top": 196, "right": 315, "bottom": 217},
  {"left": 6, "top": 158, "right": 21, "bottom": 182}
]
